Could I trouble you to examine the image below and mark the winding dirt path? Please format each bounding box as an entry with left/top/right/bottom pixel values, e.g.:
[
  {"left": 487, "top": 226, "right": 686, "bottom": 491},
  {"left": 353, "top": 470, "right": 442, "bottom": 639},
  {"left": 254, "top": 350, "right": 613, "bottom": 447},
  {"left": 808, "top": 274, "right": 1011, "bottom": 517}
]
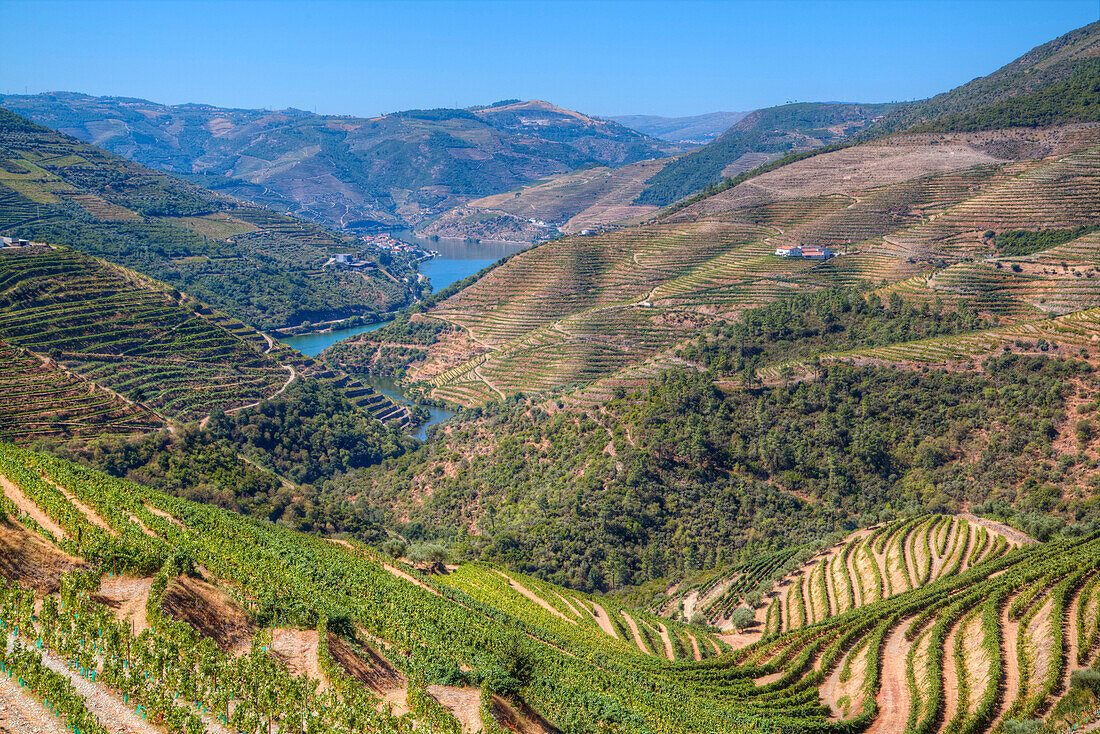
[
  {"left": 551, "top": 591, "right": 583, "bottom": 620},
  {"left": 31, "top": 637, "right": 160, "bottom": 734},
  {"left": 619, "top": 611, "right": 650, "bottom": 654},
  {"left": 654, "top": 622, "right": 675, "bottom": 661},
  {"left": 866, "top": 619, "right": 916, "bottom": 734},
  {"left": 992, "top": 597, "right": 1023, "bottom": 728},
  {"left": 0, "top": 473, "right": 66, "bottom": 539},
  {"left": 494, "top": 571, "right": 575, "bottom": 624},
  {"left": 940, "top": 617, "right": 963, "bottom": 731},
  {"left": 687, "top": 633, "right": 702, "bottom": 661},
  {"left": 0, "top": 674, "right": 70, "bottom": 734},
  {"left": 41, "top": 475, "right": 117, "bottom": 537},
  {"left": 381, "top": 564, "right": 440, "bottom": 596},
  {"left": 583, "top": 600, "right": 619, "bottom": 640}
]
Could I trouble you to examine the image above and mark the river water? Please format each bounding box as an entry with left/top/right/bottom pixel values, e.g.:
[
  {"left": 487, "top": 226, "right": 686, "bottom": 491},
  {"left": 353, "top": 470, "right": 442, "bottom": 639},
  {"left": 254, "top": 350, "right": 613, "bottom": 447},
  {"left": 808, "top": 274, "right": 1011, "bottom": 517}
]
[{"left": 276, "top": 235, "right": 532, "bottom": 438}]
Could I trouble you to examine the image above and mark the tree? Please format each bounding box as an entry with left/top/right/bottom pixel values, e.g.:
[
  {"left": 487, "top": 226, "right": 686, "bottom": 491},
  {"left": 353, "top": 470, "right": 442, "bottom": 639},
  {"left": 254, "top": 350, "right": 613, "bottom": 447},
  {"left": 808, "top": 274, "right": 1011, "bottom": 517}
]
[{"left": 729, "top": 607, "right": 755, "bottom": 632}]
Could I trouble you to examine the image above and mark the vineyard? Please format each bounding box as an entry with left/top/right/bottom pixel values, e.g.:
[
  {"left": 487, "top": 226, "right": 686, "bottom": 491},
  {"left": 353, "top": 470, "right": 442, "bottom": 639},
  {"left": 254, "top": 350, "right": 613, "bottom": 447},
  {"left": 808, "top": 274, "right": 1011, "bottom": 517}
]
[
  {"left": 390, "top": 127, "right": 1100, "bottom": 407},
  {"left": 0, "top": 443, "right": 1097, "bottom": 733},
  {"left": 0, "top": 246, "right": 412, "bottom": 429},
  {"left": 0, "top": 339, "right": 161, "bottom": 443}
]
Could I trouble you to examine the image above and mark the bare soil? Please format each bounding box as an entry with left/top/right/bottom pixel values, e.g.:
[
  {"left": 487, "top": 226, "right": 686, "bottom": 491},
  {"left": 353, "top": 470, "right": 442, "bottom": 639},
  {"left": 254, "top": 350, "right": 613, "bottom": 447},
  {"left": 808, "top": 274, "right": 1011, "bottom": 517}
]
[
  {"left": 160, "top": 576, "right": 254, "bottom": 653},
  {"left": 619, "top": 611, "right": 650, "bottom": 654},
  {"left": 39, "top": 475, "right": 116, "bottom": 536},
  {"left": 0, "top": 673, "right": 70, "bottom": 734},
  {"left": 327, "top": 632, "right": 407, "bottom": 713},
  {"left": 866, "top": 619, "right": 917, "bottom": 734},
  {"left": 270, "top": 628, "right": 325, "bottom": 689},
  {"left": 0, "top": 519, "right": 83, "bottom": 594},
  {"left": 426, "top": 685, "right": 482, "bottom": 733},
  {"left": 581, "top": 599, "right": 619, "bottom": 639},
  {"left": 92, "top": 575, "right": 152, "bottom": 635},
  {"left": 382, "top": 563, "right": 441, "bottom": 596},
  {"left": 0, "top": 474, "right": 66, "bottom": 539},
  {"left": 494, "top": 571, "right": 575, "bottom": 624}
]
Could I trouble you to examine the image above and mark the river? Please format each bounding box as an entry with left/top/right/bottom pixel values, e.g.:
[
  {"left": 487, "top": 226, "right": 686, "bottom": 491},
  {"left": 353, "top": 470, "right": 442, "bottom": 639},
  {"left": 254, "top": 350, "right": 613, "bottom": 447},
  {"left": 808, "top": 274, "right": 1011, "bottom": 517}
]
[{"left": 276, "top": 235, "right": 532, "bottom": 438}]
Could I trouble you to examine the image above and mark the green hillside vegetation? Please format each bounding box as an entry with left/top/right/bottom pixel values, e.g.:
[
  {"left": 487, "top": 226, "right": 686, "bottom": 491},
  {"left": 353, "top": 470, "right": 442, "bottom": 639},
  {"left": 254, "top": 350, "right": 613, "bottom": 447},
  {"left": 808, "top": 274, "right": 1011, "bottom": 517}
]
[
  {"left": 341, "top": 349, "right": 1093, "bottom": 592},
  {"left": 915, "top": 57, "right": 1100, "bottom": 132},
  {"left": 0, "top": 95, "right": 680, "bottom": 232},
  {"left": 870, "top": 20, "right": 1100, "bottom": 134},
  {"left": 636, "top": 102, "right": 899, "bottom": 206},
  {"left": 993, "top": 225, "right": 1100, "bottom": 256},
  {"left": 1, "top": 443, "right": 1099, "bottom": 733},
  {"left": 0, "top": 107, "right": 412, "bottom": 330}
]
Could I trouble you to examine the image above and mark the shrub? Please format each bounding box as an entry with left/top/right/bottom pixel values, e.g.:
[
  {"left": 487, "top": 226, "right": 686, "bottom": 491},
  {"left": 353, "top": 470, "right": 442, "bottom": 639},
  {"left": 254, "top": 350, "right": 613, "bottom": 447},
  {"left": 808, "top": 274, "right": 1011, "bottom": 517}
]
[{"left": 1070, "top": 668, "right": 1100, "bottom": 694}]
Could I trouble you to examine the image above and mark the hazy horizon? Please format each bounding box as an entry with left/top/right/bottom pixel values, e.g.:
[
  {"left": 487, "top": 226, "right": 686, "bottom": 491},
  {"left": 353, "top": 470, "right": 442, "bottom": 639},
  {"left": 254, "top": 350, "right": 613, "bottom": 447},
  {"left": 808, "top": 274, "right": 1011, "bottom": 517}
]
[{"left": 1, "top": 0, "right": 1097, "bottom": 119}]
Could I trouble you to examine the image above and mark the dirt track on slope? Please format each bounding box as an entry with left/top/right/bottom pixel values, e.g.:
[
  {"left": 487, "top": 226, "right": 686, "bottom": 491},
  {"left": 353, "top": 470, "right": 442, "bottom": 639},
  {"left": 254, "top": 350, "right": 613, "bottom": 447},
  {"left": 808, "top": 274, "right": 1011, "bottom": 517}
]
[
  {"left": 0, "top": 673, "right": 69, "bottom": 734},
  {"left": 866, "top": 619, "right": 916, "bottom": 734},
  {"left": 0, "top": 474, "right": 66, "bottom": 539}
]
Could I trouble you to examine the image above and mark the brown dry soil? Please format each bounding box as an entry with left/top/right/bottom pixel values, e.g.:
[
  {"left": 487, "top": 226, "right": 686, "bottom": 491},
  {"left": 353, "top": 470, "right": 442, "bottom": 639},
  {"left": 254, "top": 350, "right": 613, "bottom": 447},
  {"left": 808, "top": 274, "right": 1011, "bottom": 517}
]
[
  {"left": 160, "top": 576, "right": 255, "bottom": 653},
  {"left": 0, "top": 519, "right": 84, "bottom": 594},
  {"left": 0, "top": 673, "right": 70, "bottom": 734},
  {"left": 92, "top": 575, "right": 152, "bottom": 635},
  {"left": 327, "top": 632, "right": 406, "bottom": 707}
]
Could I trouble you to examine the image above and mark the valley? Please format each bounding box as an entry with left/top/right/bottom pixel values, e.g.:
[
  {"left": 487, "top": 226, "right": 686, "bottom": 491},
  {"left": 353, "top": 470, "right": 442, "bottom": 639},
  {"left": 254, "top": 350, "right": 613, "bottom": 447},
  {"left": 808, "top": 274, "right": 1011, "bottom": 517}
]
[{"left": 0, "top": 11, "right": 1099, "bottom": 734}]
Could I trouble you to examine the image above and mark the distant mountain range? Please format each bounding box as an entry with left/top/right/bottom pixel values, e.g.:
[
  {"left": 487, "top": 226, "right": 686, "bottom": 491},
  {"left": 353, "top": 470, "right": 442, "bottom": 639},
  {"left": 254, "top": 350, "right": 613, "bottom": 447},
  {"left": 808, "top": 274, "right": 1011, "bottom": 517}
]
[
  {"left": 0, "top": 95, "right": 684, "bottom": 232},
  {"left": 608, "top": 111, "right": 749, "bottom": 143}
]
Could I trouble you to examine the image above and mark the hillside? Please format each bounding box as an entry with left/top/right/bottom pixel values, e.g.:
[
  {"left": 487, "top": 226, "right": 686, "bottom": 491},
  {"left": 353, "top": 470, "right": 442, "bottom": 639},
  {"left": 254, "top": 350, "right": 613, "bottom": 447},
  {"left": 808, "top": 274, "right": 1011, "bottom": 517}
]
[
  {"left": 0, "top": 94, "right": 681, "bottom": 232},
  {"left": 0, "top": 245, "right": 413, "bottom": 430},
  {"left": 0, "top": 107, "right": 413, "bottom": 330},
  {"left": 354, "top": 124, "right": 1097, "bottom": 408},
  {"left": 609, "top": 111, "right": 750, "bottom": 143},
  {"left": 871, "top": 20, "right": 1100, "bottom": 134},
  {"left": 1, "top": 442, "right": 1098, "bottom": 733},
  {"left": 634, "top": 102, "right": 901, "bottom": 206}
]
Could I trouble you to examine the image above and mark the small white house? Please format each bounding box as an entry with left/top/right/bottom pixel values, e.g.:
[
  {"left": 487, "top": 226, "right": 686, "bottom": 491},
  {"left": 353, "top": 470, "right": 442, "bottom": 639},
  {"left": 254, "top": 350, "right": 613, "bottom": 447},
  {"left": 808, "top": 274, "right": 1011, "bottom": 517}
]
[{"left": 775, "top": 246, "right": 802, "bottom": 257}]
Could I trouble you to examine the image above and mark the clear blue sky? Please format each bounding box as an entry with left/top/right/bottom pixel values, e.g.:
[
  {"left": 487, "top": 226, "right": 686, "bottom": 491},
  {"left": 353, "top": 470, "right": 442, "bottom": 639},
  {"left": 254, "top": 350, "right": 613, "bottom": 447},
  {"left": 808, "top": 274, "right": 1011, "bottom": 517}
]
[{"left": 1, "top": 0, "right": 1097, "bottom": 117}]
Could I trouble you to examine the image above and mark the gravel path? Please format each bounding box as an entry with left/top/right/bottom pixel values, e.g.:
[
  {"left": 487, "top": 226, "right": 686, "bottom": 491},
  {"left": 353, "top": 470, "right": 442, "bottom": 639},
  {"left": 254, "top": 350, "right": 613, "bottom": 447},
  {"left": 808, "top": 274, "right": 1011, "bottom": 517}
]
[{"left": 0, "top": 674, "right": 69, "bottom": 734}]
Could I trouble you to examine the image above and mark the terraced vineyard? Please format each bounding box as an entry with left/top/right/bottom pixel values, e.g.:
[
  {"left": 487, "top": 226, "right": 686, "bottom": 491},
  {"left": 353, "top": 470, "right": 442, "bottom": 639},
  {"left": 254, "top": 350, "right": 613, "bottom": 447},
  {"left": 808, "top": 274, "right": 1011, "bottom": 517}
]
[
  {"left": 1, "top": 443, "right": 1098, "bottom": 734},
  {"left": 397, "top": 128, "right": 1100, "bottom": 406},
  {"left": 0, "top": 247, "right": 288, "bottom": 421},
  {"left": 0, "top": 246, "right": 412, "bottom": 428},
  {"left": 0, "top": 107, "right": 411, "bottom": 330},
  {"left": 0, "top": 340, "right": 161, "bottom": 442},
  {"left": 757, "top": 305, "right": 1100, "bottom": 382}
]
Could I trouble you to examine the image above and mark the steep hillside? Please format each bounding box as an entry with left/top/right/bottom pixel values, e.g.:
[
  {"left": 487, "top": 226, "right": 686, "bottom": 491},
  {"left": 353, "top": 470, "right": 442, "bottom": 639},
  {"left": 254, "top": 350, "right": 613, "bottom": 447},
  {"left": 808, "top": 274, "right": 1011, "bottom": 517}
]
[
  {"left": 610, "top": 111, "right": 749, "bottom": 143},
  {"left": 0, "top": 94, "right": 681, "bottom": 232},
  {"left": 0, "top": 107, "right": 411, "bottom": 330},
  {"left": 0, "top": 245, "right": 412, "bottom": 429},
  {"left": 442, "top": 157, "right": 668, "bottom": 240},
  {"left": 363, "top": 125, "right": 1098, "bottom": 407},
  {"left": 872, "top": 20, "right": 1100, "bottom": 134},
  {"left": 1, "top": 442, "right": 1098, "bottom": 734},
  {"left": 635, "top": 102, "right": 900, "bottom": 206},
  {"left": 0, "top": 340, "right": 161, "bottom": 443}
]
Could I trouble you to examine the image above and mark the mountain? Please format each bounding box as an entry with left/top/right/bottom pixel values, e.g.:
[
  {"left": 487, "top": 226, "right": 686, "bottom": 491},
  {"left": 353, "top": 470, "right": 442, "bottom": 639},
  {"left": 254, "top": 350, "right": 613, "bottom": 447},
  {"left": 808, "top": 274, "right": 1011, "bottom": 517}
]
[
  {"left": 609, "top": 111, "right": 750, "bottom": 143},
  {"left": 872, "top": 19, "right": 1100, "bottom": 134},
  {"left": 634, "top": 101, "right": 901, "bottom": 205},
  {"left": 0, "top": 107, "right": 416, "bottom": 330},
  {"left": 0, "top": 94, "right": 683, "bottom": 232}
]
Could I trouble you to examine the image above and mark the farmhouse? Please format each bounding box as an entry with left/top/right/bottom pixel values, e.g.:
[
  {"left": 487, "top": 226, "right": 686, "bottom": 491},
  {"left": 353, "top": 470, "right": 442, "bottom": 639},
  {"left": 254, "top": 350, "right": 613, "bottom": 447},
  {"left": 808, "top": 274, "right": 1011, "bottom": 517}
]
[
  {"left": 0, "top": 236, "right": 30, "bottom": 247},
  {"left": 775, "top": 244, "right": 835, "bottom": 260},
  {"left": 801, "top": 247, "right": 835, "bottom": 260}
]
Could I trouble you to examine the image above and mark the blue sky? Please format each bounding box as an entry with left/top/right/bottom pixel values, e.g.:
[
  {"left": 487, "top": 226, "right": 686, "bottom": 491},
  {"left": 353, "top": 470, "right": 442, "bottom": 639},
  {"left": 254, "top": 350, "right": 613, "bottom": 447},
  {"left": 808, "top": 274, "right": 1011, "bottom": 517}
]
[{"left": 1, "top": 0, "right": 1097, "bottom": 117}]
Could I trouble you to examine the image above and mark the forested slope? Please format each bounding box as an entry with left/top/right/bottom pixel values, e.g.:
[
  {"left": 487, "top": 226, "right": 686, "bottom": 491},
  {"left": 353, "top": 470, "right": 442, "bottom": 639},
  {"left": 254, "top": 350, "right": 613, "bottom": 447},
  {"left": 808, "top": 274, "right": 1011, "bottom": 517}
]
[{"left": 0, "top": 108, "right": 411, "bottom": 329}]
